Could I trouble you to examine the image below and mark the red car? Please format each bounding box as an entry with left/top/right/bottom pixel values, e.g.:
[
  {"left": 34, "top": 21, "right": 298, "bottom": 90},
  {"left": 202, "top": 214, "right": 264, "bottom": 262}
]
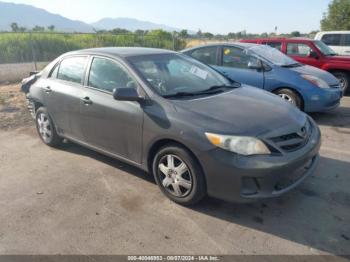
[{"left": 241, "top": 38, "right": 350, "bottom": 94}]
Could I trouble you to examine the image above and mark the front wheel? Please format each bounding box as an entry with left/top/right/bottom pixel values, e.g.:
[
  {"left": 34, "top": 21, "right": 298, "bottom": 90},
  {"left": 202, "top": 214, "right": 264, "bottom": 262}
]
[
  {"left": 274, "top": 89, "right": 302, "bottom": 110},
  {"left": 152, "top": 145, "right": 206, "bottom": 206},
  {"left": 35, "top": 107, "right": 62, "bottom": 147},
  {"left": 332, "top": 71, "right": 349, "bottom": 95}
]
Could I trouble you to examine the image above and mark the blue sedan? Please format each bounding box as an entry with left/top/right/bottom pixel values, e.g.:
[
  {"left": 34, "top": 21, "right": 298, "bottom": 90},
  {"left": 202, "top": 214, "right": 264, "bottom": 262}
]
[{"left": 182, "top": 43, "right": 343, "bottom": 112}]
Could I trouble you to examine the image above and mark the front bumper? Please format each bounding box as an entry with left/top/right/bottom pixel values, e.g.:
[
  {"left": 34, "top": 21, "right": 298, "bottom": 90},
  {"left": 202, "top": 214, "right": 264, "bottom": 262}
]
[
  {"left": 304, "top": 87, "right": 343, "bottom": 112},
  {"left": 198, "top": 121, "right": 321, "bottom": 203}
]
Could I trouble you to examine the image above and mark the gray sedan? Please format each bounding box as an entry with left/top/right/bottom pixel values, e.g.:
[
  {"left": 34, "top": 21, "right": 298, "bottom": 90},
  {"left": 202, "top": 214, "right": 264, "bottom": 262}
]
[{"left": 22, "top": 47, "right": 321, "bottom": 205}]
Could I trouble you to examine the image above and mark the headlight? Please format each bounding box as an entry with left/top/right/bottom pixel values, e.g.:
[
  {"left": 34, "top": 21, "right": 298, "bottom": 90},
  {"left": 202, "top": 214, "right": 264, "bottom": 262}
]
[
  {"left": 302, "top": 74, "right": 329, "bottom": 88},
  {"left": 205, "top": 133, "right": 271, "bottom": 156}
]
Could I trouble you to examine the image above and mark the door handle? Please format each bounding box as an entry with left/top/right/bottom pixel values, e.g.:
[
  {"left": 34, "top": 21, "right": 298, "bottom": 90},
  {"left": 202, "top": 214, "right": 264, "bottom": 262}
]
[
  {"left": 81, "top": 97, "right": 92, "bottom": 105},
  {"left": 44, "top": 86, "right": 52, "bottom": 93}
]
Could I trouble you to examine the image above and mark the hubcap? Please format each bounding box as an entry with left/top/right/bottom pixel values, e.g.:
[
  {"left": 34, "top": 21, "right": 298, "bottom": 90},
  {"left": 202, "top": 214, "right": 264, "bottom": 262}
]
[
  {"left": 37, "top": 113, "right": 52, "bottom": 143},
  {"left": 278, "top": 93, "right": 295, "bottom": 104},
  {"left": 336, "top": 76, "right": 346, "bottom": 90},
  {"left": 158, "top": 154, "right": 192, "bottom": 198}
]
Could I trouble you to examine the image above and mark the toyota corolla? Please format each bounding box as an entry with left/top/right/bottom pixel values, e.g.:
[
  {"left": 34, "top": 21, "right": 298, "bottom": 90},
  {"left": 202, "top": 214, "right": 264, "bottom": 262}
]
[{"left": 22, "top": 47, "right": 321, "bottom": 205}]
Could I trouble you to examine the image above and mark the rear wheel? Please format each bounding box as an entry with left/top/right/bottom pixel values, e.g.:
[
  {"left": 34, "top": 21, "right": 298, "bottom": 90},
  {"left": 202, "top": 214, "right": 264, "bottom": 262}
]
[
  {"left": 274, "top": 88, "right": 302, "bottom": 110},
  {"left": 35, "top": 107, "right": 62, "bottom": 147},
  {"left": 332, "top": 71, "right": 349, "bottom": 95},
  {"left": 152, "top": 144, "right": 206, "bottom": 206}
]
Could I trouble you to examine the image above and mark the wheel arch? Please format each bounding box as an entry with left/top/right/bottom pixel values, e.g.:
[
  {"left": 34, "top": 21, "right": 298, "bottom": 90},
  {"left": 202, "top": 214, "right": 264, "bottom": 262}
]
[
  {"left": 147, "top": 138, "right": 207, "bottom": 184},
  {"left": 272, "top": 87, "right": 305, "bottom": 111}
]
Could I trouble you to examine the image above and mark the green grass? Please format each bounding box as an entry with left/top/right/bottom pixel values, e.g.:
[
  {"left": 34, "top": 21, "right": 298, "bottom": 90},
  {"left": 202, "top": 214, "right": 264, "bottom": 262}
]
[{"left": 0, "top": 31, "right": 186, "bottom": 64}]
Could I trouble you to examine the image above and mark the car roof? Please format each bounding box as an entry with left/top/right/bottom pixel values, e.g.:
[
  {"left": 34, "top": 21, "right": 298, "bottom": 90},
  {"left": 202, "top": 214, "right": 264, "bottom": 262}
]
[
  {"left": 316, "top": 31, "right": 350, "bottom": 34},
  {"left": 242, "top": 37, "right": 314, "bottom": 42},
  {"left": 64, "top": 47, "right": 176, "bottom": 58},
  {"left": 182, "top": 42, "right": 259, "bottom": 52}
]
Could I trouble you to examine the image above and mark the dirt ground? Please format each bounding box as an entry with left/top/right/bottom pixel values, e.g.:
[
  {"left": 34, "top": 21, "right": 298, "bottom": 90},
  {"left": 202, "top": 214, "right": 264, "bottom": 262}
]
[{"left": 0, "top": 84, "right": 349, "bottom": 255}]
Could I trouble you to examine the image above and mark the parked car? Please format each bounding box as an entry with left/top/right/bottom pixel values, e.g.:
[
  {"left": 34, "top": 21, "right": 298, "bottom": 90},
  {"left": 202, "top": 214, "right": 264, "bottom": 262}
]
[
  {"left": 240, "top": 37, "right": 350, "bottom": 94},
  {"left": 315, "top": 31, "right": 350, "bottom": 56},
  {"left": 22, "top": 47, "right": 321, "bottom": 205},
  {"left": 182, "top": 43, "right": 343, "bottom": 112}
]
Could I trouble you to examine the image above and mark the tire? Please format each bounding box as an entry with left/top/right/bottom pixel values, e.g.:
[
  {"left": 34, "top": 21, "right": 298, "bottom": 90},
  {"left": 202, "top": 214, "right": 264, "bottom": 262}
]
[
  {"left": 35, "top": 107, "right": 62, "bottom": 147},
  {"left": 274, "top": 88, "right": 302, "bottom": 110},
  {"left": 332, "top": 71, "right": 349, "bottom": 95},
  {"left": 152, "top": 144, "right": 206, "bottom": 206}
]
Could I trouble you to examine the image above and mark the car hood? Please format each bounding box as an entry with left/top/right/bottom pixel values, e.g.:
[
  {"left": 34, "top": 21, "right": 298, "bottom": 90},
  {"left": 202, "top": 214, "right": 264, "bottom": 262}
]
[
  {"left": 289, "top": 65, "right": 339, "bottom": 85},
  {"left": 171, "top": 86, "right": 307, "bottom": 137}
]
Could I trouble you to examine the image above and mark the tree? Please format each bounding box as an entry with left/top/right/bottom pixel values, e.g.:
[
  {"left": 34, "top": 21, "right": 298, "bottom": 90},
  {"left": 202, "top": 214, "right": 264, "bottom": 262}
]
[
  {"left": 10, "top": 22, "right": 19, "bottom": 32},
  {"left": 135, "top": 29, "right": 147, "bottom": 35},
  {"left": 110, "top": 28, "right": 130, "bottom": 34},
  {"left": 196, "top": 29, "right": 202, "bottom": 38},
  {"left": 203, "top": 32, "right": 214, "bottom": 39},
  {"left": 18, "top": 27, "right": 27, "bottom": 32},
  {"left": 179, "top": 29, "right": 189, "bottom": 39},
  {"left": 48, "top": 25, "right": 55, "bottom": 31},
  {"left": 321, "top": 0, "right": 350, "bottom": 30},
  {"left": 291, "top": 31, "right": 301, "bottom": 37},
  {"left": 32, "top": 25, "right": 45, "bottom": 32}
]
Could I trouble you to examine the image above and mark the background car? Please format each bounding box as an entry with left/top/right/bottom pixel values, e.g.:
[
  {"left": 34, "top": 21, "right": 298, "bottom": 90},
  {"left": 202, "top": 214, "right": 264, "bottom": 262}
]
[
  {"left": 22, "top": 47, "right": 321, "bottom": 205},
  {"left": 315, "top": 31, "right": 350, "bottom": 56},
  {"left": 182, "top": 43, "right": 343, "bottom": 112},
  {"left": 241, "top": 37, "right": 350, "bottom": 94}
]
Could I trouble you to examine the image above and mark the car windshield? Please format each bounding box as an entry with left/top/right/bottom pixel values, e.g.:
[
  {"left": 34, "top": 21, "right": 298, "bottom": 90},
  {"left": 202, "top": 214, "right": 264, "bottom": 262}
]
[
  {"left": 314, "top": 40, "right": 337, "bottom": 56},
  {"left": 128, "top": 53, "right": 233, "bottom": 98},
  {"left": 247, "top": 45, "right": 299, "bottom": 66}
]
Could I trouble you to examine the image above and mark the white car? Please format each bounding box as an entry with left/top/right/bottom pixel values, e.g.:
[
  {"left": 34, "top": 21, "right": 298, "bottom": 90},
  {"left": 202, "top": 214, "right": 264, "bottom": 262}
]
[{"left": 315, "top": 31, "right": 350, "bottom": 56}]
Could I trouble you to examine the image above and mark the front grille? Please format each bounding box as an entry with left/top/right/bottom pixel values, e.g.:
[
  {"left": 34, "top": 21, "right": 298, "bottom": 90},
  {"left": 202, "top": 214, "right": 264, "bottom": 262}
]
[{"left": 269, "top": 120, "right": 312, "bottom": 153}]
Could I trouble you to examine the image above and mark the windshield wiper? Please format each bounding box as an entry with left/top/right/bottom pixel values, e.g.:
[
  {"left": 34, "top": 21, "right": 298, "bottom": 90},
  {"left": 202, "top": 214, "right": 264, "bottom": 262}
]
[
  {"left": 281, "top": 63, "right": 301, "bottom": 68},
  {"left": 163, "top": 92, "right": 198, "bottom": 98},
  {"left": 163, "top": 85, "right": 239, "bottom": 99}
]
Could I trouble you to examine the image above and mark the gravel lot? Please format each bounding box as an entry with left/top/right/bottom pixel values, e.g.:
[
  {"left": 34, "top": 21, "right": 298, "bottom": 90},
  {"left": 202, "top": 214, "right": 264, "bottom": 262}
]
[{"left": 0, "top": 84, "right": 349, "bottom": 255}]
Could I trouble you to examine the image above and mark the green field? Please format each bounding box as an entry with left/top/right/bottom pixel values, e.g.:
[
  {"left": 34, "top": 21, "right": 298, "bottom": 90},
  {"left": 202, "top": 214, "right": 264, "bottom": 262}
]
[{"left": 0, "top": 31, "right": 186, "bottom": 64}]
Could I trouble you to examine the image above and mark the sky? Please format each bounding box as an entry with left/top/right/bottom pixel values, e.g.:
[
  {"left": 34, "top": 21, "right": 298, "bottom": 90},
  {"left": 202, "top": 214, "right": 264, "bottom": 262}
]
[{"left": 3, "top": 0, "right": 332, "bottom": 34}]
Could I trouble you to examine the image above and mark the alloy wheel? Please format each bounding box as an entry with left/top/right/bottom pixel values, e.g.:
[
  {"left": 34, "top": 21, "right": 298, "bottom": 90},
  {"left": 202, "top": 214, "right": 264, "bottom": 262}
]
[
  {"left": 37, "top": 112, "right": 52, "bottom": 143},
  {"left": 158, "top": 154, "right": 193, "bottom": 198},
  {"left": 278, "top": 93, "right": 295, "bottom": 104}
]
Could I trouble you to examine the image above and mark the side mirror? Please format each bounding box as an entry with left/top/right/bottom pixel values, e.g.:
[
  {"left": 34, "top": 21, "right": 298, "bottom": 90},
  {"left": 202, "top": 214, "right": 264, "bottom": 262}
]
[
  {"left": 113, "top": 88, "right": 143, "bottom": 102},
  {"left": 308, "top": 50, "right": 319, "bottom": 59},
  {"left": 248, "top": 59, "right": 263, "bottom": 70}
]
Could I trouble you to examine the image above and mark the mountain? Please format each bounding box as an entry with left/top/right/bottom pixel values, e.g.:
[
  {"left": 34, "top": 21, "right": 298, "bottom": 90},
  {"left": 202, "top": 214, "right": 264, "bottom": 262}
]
[
  {"left": 91, "top": 17, "right": 183, "bottom": 32},
  {"left": 0, "top": 1, "right": 94, "bottom": 32},
  {"left": 0, "top": 1, "right": 191, "bottom": 33}
]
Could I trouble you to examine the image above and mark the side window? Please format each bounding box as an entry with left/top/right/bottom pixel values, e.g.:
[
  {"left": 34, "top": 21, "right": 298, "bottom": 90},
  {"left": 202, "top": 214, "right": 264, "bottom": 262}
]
[
  {"left": 88, "top": 57, "right": 137, "bottom": 93},
  {"left": 263, "top": 42, "right": 282, "bottom": 51},
  {"left": 344, "top": 35, "right": 350, "bottom": 46},
  {"left": 57, "top": 56, "right": 87, "bottom": 84},
  {"left": 286, "top": 43, "right": 312, "bottom": 56},
  {"left": 321, "top": 34, "right": 342, "bottom": 46},
  {"left": 190, "top": 47, "right": 218, "bottom": 65},
  {"left": 222, "top": 46, "right": 256, "bottom": 69}
]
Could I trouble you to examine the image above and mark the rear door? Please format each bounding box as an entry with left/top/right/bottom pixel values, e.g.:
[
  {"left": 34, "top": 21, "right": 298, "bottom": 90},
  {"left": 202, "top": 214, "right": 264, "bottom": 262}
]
[
  {"left": 217, "top": 46, "right": 264, "bottom": 88},
  {"left": 44, "top": 56, "right": 88, "bottom": 140},
  {"left": 79, "top": 56, "right": 144, "bottom": 163}
]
